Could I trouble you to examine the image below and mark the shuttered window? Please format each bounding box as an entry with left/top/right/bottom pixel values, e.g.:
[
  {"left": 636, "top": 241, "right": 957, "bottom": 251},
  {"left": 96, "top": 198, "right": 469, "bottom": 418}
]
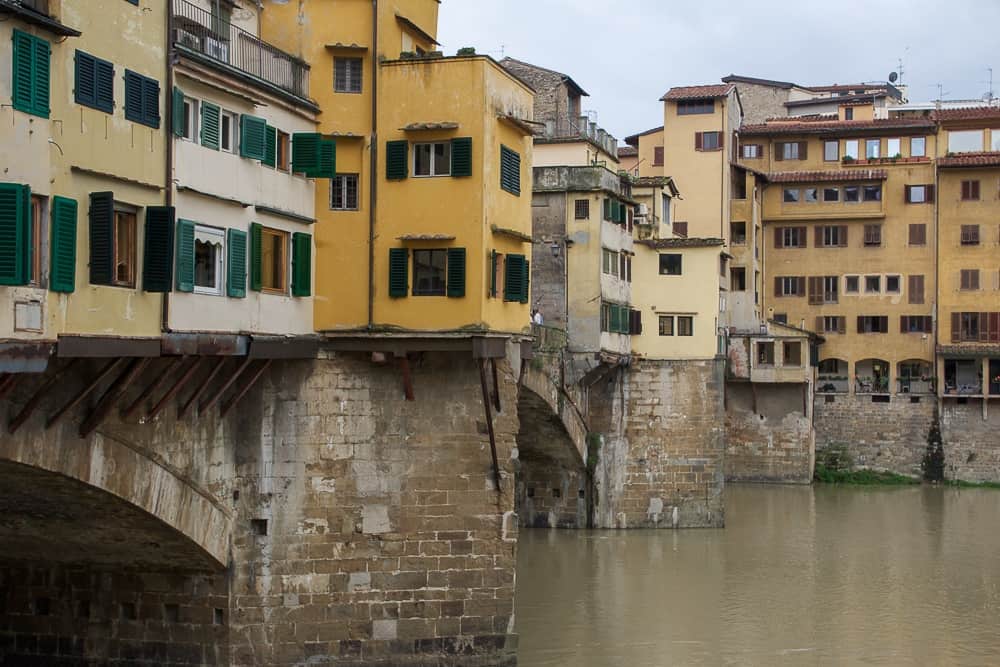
[
  {"left": 863, "top": 224, "right": 882, "bottom": 247},
  {"left": 290, "top": 134, "right": 335, "bottom": 178},
  {"left": 49, "top": 196, "right": 77, "bottom": 293},
  {"left": 172, "top": 87, "right": 185, "bottom": 137},
  {"left": 249, "top": 222, "right": 262, "bottom": 291},
  {"left": 388, "top": 248, "right": 409, "bottom": 297},
  {"left": 386, "top": 140, "right": 409, "bottom": 180},
  {"left": 904, "top": 184, "right": 934, "bottom": 204},
  {"left": 451, "top": 137, "right": 473, "bottom": 177},
  {"left": 262, "top": 125, "right": 278, "bottom": 168},
  {"left": 446, "top": 247, "right": 466, "bottom": 298},
  {"left": 88, "top": 192, "right": 115, "bottom": 286},
  {"left": 961, "top": 225, "right": 980, "bottom": 245},
  {"left": 908, "top": 224, "right": 927, "bottom": 246},
  {"left": 316, "top": 140, "right": 336, "bottom": 179},
  {"left": 500, "top": 145, "right": 521, "bottom": 196},
  {"left": 240, "top": 115, "right": 268, "bottom": 161},
  {"left": 226, "top": 229, "right": 247, "bottom": 298},
  {"left": 0, "top": 183, "right": 31, "bottom": 285},
  {"left": 12, "top": 30, "right": 50, "bottom": 119},
  {"left": 142, "top": 207, "right": 175, "bottom": 292},
  {"left": 908, "top": 275, "right": 925, "bottom": 304},
  {"left": 900, "top": 316, "right": 933, "bottom": 334},
  {"left": 961, "top": 269, "right": 980, "bottom": 291},
  {"left": 961, "top": 180, "right": 981, "bottom": 201},
  {"left": 74, "top": 50, "right": 114, "bottom": 114},
  {"left": 175, "top": 219, "right": 195, "bottom": 293},
  {"left": 291, "top": 232, "right": 312, "bottom": 297},
  {"left": 124, "top": 70, "right": 160, "bottom": 128},
  {"left": 200, "top": 102, "right": 221, "bottom": 150},
  {"left": 504, "top": 253, "right": 528, "bottom": 302}
]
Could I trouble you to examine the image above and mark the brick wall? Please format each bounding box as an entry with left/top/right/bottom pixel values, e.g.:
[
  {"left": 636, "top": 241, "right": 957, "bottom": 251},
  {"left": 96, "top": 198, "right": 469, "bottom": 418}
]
[
  {"left": 941, "top": 401, "right": 1000, "bottom": 482},
  {"left": 530, "top": 192, "right": 568, "bottom": 328},
  {"left": 725, "top": 383, "right": 814, "bottom": 483},
  {"left": 515, "top": 462, "right": 588, "bottom": 529}
]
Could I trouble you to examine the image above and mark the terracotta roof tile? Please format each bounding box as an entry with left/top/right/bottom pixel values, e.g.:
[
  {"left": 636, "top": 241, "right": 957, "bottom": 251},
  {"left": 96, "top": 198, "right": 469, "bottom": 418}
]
[
  {"left": 938, "top": 152, "right": 1000, "bottom": 168},
  {"left": 740, "top": 118, "right": 935, "bottom": 136},
  {"left": 660, "top": 84, "right": 734, "bottom": 102},
  {"left": 617, "top": 146, "right": 638, "bottom": 158},
  {"left": 637, "top": 237, "right": 725, "bottom": 249},
  {"left": 767, "top": 169, "right": 888, "bottom": 184},
  {"left": 933, "top": 106, "right": 1000, "bottom": 121}
]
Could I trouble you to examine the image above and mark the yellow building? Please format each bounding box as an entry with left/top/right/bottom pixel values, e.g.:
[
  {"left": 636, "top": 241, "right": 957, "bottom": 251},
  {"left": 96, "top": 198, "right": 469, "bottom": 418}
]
[
  {"left": 933, "top": 107, "right": 1000, "bottom": 400},
  {"left": 742, "top": 110, "right": 939, "bottom": 396},
  {"left": 260, "top": 1, "right": 534, "bottom": 337}
]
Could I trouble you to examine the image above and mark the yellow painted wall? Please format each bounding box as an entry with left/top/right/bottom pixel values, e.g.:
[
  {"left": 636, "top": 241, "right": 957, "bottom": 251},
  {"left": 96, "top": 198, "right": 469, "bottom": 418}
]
[
  {"left": 534, "top": 141, "right": 617, "bottom": 169},
  {"left": 635, "top": 129, "right": 665, "bottom": 178}
]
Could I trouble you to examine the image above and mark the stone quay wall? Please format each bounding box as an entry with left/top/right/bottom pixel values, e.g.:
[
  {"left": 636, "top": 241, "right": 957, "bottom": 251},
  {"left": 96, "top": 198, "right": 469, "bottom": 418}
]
[{"left": 725, "top": 383, "right": 814, "bottom": 484}]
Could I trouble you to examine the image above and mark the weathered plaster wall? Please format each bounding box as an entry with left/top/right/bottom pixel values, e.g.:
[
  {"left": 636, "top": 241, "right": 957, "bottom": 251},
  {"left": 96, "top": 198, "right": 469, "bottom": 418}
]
[
  {"left": 940, "top": 401, "right": 1000, "bottom": 482},
  {"left": 725, "top": 383, "right": 814, "bottom": 483}
]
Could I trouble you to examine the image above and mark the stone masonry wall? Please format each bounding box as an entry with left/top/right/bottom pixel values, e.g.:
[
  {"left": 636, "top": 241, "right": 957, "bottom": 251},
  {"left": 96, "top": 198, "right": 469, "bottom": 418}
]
[
  {"left": 514, "top": 462, "right": 588, "bottom": 529},
  {"left": 725, "top": 383, "right": 814, "bottom": 484},
  {"left": 530, "top": 192, "right": 568, "bottom": 329},
  {"left": 941, "top": 401, "right": 1000, "bottom": 482},
  {"left": 813, "top": 394, "right": 935, "bottom": 477}
]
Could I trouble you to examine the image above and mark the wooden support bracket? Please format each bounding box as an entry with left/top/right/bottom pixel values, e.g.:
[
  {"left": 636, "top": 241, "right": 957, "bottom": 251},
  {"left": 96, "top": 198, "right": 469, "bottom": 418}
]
[
  {"left": 199, "top": 356, "right": 253, "bottom": 415},
  {"left": 478, "top": 359, "right": 503, "bottom": 495},
  {"left": 146, "top": 357, "right": 206, "bottom": 421},
  {"left": 7, "top": 360, "right": 78, "bottom": 434},
  {"left": 490, "top": 358, "right": 501, "bottom": 412},
  {"left": 45, "top": 358, "right": 123, "bottom": 430},
  {"left": 0, "top": 374, "right": 16, "bottom": 401},
  {"left": 121, "top": 357, "right": 183, "bottom": 419},
  {"left": 178, "top": 356, "right": 227, "bottom": 419},
  {"left": 220, "top": 360, "right": 272, "bottom": 418},
  {"left": 398, "top": 355, "right": 415, "bottom": 401},
  {"left": 79, "top": 358, "right": 150, "bottom": 438}
]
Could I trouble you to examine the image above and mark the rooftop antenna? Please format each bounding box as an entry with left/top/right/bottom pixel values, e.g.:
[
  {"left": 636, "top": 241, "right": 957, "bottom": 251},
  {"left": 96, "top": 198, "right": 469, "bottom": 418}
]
[{"left": 984, "top": 67, "right": 995, "bottom": 102}]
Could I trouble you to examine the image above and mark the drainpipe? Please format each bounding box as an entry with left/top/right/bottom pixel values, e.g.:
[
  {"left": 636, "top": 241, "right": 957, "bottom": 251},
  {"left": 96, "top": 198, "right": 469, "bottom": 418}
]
[
  {"left": 162, "top": 3, "right": 175, "bottom": 334},
  {"left": 367, "top": 0, "right": 379, "bottom": 329}
]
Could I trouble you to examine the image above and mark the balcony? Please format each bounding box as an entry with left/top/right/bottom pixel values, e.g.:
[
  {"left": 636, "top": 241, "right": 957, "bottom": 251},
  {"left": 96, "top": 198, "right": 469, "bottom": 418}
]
[
  {"left": 817, "top": 375, "right": 849, "bottom": 394},
  {"left": 171, "top": 0, "right": 309, "bottom": 100},
  {"left": 897, "top": 377, "right": 935, "bottom": 395}
]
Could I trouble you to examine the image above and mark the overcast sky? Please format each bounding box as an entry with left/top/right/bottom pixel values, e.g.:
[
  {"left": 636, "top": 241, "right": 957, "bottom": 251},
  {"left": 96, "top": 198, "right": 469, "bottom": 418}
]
[{"left": 438, "top": 0, "right": 999, "bottom": 139}]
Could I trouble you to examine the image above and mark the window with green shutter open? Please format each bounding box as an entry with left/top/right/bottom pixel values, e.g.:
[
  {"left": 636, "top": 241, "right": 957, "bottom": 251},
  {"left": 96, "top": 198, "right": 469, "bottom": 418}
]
[
  {"left": 291, "top": 232, "right": 312, "bottom": 297},
  {"left": 451, "top": 138, "right": 473, "bottom": 177},
  {"left": 500, "top": 145, "right": 521, "bottom": 196},
  {"left": 142, "top": 206, "right": 175, "bottom": 293},
  {"left": 75, "top": 50, "right": 114, "bottom": 114},
  {"left": 0, "top": 183, "right": 31, "bottom": 285},
  {"left": 50, "top": 196, "right": 77, "bottom": 293},
  {"left": 504, "top": 253, "right": 528, "bottom": 303},
  {"left": 226, "top": 229, "right": 247, "bottom": 298},
  {"left": 200, "top": 101, "right": 221, "bottom": 150},
  {"left": 240, "top": 115, "right": 268, "bottom": 161},
  {"left": 124, "top": 70, "right": 160, "bottom": 129},
  {"left": 249, "top": 224, "right": 288, "bottom": 293},
  {"left": 386, "top": 141, "right": 408, "bottom": 180},
  {"left": 388, "top": 248, "right": 408, "bottom": 297},
  {"left": 12, "top": 30, "right": 50, "bottom": 119},
  {"left": 291, "top": 133, "right": 336, "bottom": 178}
]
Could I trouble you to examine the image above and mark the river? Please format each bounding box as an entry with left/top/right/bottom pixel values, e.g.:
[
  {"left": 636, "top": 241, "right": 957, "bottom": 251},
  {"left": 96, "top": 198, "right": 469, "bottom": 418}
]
[{"left": 515, "top": 484, "right": 1000, "bottom": 666}]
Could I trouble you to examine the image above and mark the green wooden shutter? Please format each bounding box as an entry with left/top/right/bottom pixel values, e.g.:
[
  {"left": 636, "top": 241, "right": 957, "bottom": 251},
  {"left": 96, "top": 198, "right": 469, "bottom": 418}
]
[
  {"left": 95, "top": 58, "right": 114, "bottom": 114},
  {"left": 226, "top": 228, "right": 247, "bottom": 298},
  {"left": 500, "top": 145, "right": 521, "bottom": 196},
  {"left": 504, "top": 254, "right": 525, "bottom": 302},
  {"left": 33, "top": 36, "right": 50, "bottom": 118},
  {"left": 174, "top": 218, "right": 194, "bottom": 293},
  {"left": 249, "top": 222, "right": 262, "bottom": 291},
  {"left": 521, "top": 259, "right": 530, "bottom": 304},
  {"left": 13, "top": 31, "right": 50, "bottom": 119},
  {"left": 141, "top": 76, "right": 160, "bottom": 128},
  {"left": 315, "top": 140, "right": 337, "bottom": 179},
  {"left": 240, "top": 115, "right": 267, "bottom": 160},
  {"left": 143, "top": 206, "right": 175, "bottom": 292},
  {"left": 388, "top": 247, "right": 408, "bottom": 297},
  {"left": 88, "top": 191, "right": 114, "bottom": 285},
  {"left": 262, "top": 125, "right": 277, "bottom": 168},
  {"left": 489, "top": 250, "right": 497, "bottom": 297},
  {"left": 386, "top": 140, "right": 408, "bottom": 180},
  {"left": 75, "top": 51, "right": 96, "bottom": 108},
  {"left": 447, "top": 248, "right": 466, "bottom": 298},
  {"left": 172, "top": 87, "right": 185, "bottom": 137},
  {"left": 0, "top": 183, "right": 30, "bottom": 285},
  {"left": 291, "top": 133, "right": 321, "bottom": 174},
  {"left": 291, "top": 232, "right": 312, "bottom": 297},
  {"left": 124, "top": 70, "right": 143, "bottom": 124},
  {"left": 49, "top": 196, "right": 78, "bottom": 293},
  {"left": 451, "top": 137, "right": 473, "bottom": 177},
  {"left": 603, "top": 198, "right": 611, "bottom": 220},
  {"left": 200, "top": 101, "right": 221, "bottom": 150}
]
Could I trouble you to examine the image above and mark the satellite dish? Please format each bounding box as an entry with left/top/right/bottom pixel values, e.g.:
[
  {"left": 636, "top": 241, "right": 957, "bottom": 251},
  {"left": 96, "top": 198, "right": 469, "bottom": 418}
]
[{"left": 889, "top": 72, "right": 899, "bottom": 83}]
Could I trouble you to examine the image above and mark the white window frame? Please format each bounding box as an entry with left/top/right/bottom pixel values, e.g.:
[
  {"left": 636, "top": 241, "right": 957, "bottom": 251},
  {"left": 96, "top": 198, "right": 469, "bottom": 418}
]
[
  {"left": 864, "top": 274, "right": 881, "bottom": 294},
  {"left": 220, "top": 110, "right": 238, "bottom": 153},
  {"left": 413, "top": 141, "right": 451, "bottom": 177},
  {"left": 602, "top": 248, "right": 619, "bottom": 277},
  {"left": 886, "top": 137, "right": 901, "bottom": 158},
  {"left": 991, "top": 129, "right": 1000, "bottom": 152},
  {"left": 193, "top": 224, "right": 225, "bottom": 296},
  {"left": 865, "top": 139, "right": 880, "bottom": 159},
  {"left": 330, "top": 174, "right": 359, "bottom": 211},
  {"left": 781, "top": 142, "right": 800, "bottom": 160},
  {"left": 911, "top": 136, "right": 926, "bottom": 158},
  {"left": 844, "top": 140, "right": 859, "bottom": 160},
  {"left": 907, "top": 185, "right": 927, "bottom": 204},
  {"left": 741, "top": 144, "right": 760, "bottom": 159},
  {"left": 182, "top": 96, "right": 199, "bottom": 142}
]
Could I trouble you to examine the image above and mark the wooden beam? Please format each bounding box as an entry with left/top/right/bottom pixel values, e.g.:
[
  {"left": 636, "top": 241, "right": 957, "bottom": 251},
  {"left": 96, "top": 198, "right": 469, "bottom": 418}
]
[
  {"left": 7, "top": 360, "right": 79, "bottom": 434},
  {"left": 478, "top": 359, "right": 503, "bottom": 494},
  {"left": 121, "top": 357, "right": 183, "bottom": 419},
  {"left": 146, "top": 358, "right": 206, "bottom": 421},
  {"left": 490, "top": 358, "right": 501, "bottom": 412},
  {"left": 198, "top": 356, "right": 253, "bottom": 414},
  {"left": 398, "top": 356, "right": 415, "bottom": 401},
  {"left": 220, "top": 360, "right": 272, "bottom": 418},
  {"left": 0, "top": 374, "right": 18, "bottom": 401},
  {"left": 45, "top": 359, "right": 123, "bottom": 430},
  {"left": 178, "top": 356, "right": 227, "bottom": 419},
  {"left": 78, "top": 358, "right": 150, "bottom": 438}
]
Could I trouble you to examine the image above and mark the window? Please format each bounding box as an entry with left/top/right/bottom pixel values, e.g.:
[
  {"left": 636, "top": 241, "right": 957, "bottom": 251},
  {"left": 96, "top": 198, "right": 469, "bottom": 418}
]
[
  {"left": 821, "top": 316, "right": 845, "bottom": 334},
  {"left": 960, "top": 225, "right": 980, "bottom": 246},
  {"left": 911, "top": 136, "right": 926, "bottom": 157},
  {"left": 731, "top": 167, "right": 747, "bottom": 199},
  {"left": 909, "top": 224, "right": 927, "bottom": 246},
  {"left": 334, "top": 57, "right": 363, "bottom": 93},
  {"left": 820, "top": 225, "right": 847, "bottom": 247},
  {"left": 414, "top": 142, "right": 451, "bottom": 177},
  {"left": 960, "top": 269, "right": 980, "bottom": 291},
  {"left": 731, "top": 267, "right": 747, "bottom": 291},
  {"left": 901, "top": 316, "right": 933, "bottom": 333},
  {"left": 653, "top": 146, "right": 664, "bottom": 165},
  {"left": 949, "top": 130, "right": 983, "bottom": 153},
  {"left": 697, "top": 132, "right": 721, "bottom": 151},
  {"left": 845, "top": 275, "right": 860, "bottom": 293},
  {"left": 865, "top": 139, "right": 880, "bottom": 159},
  {"left": 857, "top": 316, "right": 889, "bottom": 333},
  {"left": 843, "top": 185, "right": 860, "bottom": 202},
  {"left": 961, "top": 180, "right": 981, "bottom": 201},
  {"left": 29, "top": 195, "right": 45, "bottom": 286},
  {"left": 783, "top": 341, "right": 802, "bottom": 366},
  {"left": 776, "top": 276, "right": 804, "bottom": 297},
  {"left": 260, "top": 227, "right": 288, "bottom": 292},
  {"left": 844, "top": 140, "right": 859, "bottom": 160},
  {"left": 12, "top": 30, "right": 50, "bottom": 118},
  {"left": 113, "top": 208, "right": 136, "bottom": 287},
  {"left": 677, "top": 316, "right": 693, "bottom": 336},
  {"left": 330, "top": 174, "right": 359, "bottom": 211},
  {"left": 276, "top": 131, "right": 291, "bottom": 170},
  {"left": 908, "top": 275, "right": 925, "bottom": 304},
  {"left": 864, "top": 275, "right": 881, "bottom": 293},
  {"left": 824, "top": 141, "right": 839, "bottom": 161},
  {"left": 193, "top": 225, "right": 224, "bottom": 296},
  {"left": 412, "top": 249, "right": 448, "bottom": 295},
  {"left": 885, "top": 275, "right": 900, "bottom": 293},
  {"left": 602, "top": 248, "right": 620, "bottom": 277},
  {"left": 677, "top": 98, "right": 714, "bottom": 115},
  {"left": 887, "top": 138, "right": 901, "bottom": 158},
  {"left": 776, "top": 226, "right": 806, "bottom": 248},
  {"left": 658, "top": 316, "right": 674, "bottom": 336},
  {"left": 74, "top": 50, "right": 114, "bottom": 114},
  {"left": 823, "top": 276, "right": 839, "bottom": 303},
  {"left": 124, "top": 70, "right": 160, "bottom": 129},
  {"left": 731, "top": 221, "right": 747, "bottom": 245},
  {"left": 741, "top": 144, "right": 762, "bottom": 159},
  {"left": 783, "top": 188, "right": 800, "bottom": 203},
  {"left": 863, "top": 224, "right": 882, "bottom": 247},
  {"left": 500, "top": 145, "right": 521, "bottom": 195},
  {"left": 779, "top": 142, "right": 803, "bottom": 160},
  {"left": 955, "top": 312, "right": 982, "bottom": 341},
  {"left": 180, "top": 97, "right": 198, "bottom": 141},
  {"left": 862, "top": 185, "right": 882, "bottom": 202},
  {"left": 991, "top": 129, "right": 1000, "bottom": 152},
  {"left": 844, "top": 107, "right": 854, "bottom": 121},
  {"left": 823, "top": 187, "right": 840, "bottom": 202},
  {"left": 574, "top": 199, "right": 590, "bottom": 220},
  {"left": 905, "top": 184, "right": 934, "bottom": 204},
  {"left": 220, "top": 110, "right": 237, "bottom": 152},
  {"left": 773, "top": 313, "right": 788, "bottom": 324},
  {"left": 659, "top": 254, "right": 682, "bottom": 275},
  {"left": 803, "top": 188, "right": 818, "bottom": 203},
  {"left": 757, "top": 342, "right": 775, "bottom": 366}
]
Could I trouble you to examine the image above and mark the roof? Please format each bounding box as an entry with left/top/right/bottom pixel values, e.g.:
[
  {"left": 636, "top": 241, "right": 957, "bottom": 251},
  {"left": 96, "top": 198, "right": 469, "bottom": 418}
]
[
  {"left": 937, "top": 152, "right": 1000, "bottom": 168},
  {"left": 806, "top": 83, "right": 889, "bottom": 93},
  {"left": 767, "top": 169, "right": 888, "bottom": 184},
  {"left": 617, "top": 146, "right": 638, "bottom": 158},
  {"left": 623, "top": 125, "right": 664, "bottom": 146},
  {"left": 499, "top": 57, "right": 589, "bottom": 97},
  {"left": 637, "top": 237, "right": 725, "bottom": 249},
  {"left": 933, "top": 106, "right": 1000, "bottom": 122},
  {"left": 660, "top": 84, "right": 734, "bottom": 102},
  {"left": 722, "top": 74, "right": 797, "bottom": 89},
  {"left": 740, "top": 118, "right": 936, "bottom": 136},
  {"left": 786, "top": 92, "right": 887, "bottom": 108},
  {"left": 395, "top": 14, "right": 439, "bottom": 46}
]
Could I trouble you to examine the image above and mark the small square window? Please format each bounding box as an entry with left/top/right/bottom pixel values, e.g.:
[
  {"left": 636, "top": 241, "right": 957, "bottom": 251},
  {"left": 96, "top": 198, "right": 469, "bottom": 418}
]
[
  {"left": 677, "top": 316, "right": 694, "bottom": 336},
  {"left": 414, "top": 142, "right": 451, "bottom": 177},
  {"left": 659, "top": 254, "right": 682, "bottom": 275},
  {"left": 757, "top": 341, "right": 775, "bottom": 365},
  {"left": 845, "top": 276, "right": 860, "bottom": 293},
  {"left": 783, "top": 341, "right": 802, "bottom": 366},
  {"left": 844, "top": 186, "right": 860, "bottom": 202},
  {"left": 885, "top": 275, "right": 900, "bottom": 293},
  {"left": 783, "top": 188, "right": 800, "bottom": 203},
  {"left": 803, "top": 188, "right": 818, "bottom": 203},
  {"left": 658, "top": 315, "right": 674, "bottom": 336},
  {"left": 334, "top": 57, "right": 363, "bottom": 93},
  {"left": 730, "top": 221, "right": 747, "bottom": 244},
  {"left": 331, "top": 174, "right": 360, "bottom": 211},
  {"left": 194, "top": 225, "right": 225, "bottom": 296},
  {"left": 413, "top": 249, "right": 448, "bottom": 296},
  {"left": 823, "top": 187, "right": 840, "bottom": 202},
  {"left": 863, "top": 185, "right": 882, "bottom": 202},
  {"left": 574, "top": 199, "right": 590, "bottom": 220},
  {"left": 865, "top": 275, "right": 881, "bottom": 293},
  {"left": 700, "top": 131, "right": 721, "bottom": 150}
]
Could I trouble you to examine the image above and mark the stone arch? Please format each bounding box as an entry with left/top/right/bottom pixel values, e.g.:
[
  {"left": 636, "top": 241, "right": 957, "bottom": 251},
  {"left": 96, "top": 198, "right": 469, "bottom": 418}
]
[{"left": 518, "top": 362, "right": 587, "bottom": 466}]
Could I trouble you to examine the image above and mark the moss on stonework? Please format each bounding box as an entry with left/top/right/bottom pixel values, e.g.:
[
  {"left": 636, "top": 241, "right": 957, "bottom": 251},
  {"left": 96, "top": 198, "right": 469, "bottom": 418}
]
[{"left": 814, "top": 465, "right": 921, "bottom": 486}]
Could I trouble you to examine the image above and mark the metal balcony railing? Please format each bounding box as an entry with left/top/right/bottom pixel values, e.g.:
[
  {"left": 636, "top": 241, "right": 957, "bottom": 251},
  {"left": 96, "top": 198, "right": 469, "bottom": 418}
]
[{"left": 171, "top": 0, "right": 309, "bottom": 99}]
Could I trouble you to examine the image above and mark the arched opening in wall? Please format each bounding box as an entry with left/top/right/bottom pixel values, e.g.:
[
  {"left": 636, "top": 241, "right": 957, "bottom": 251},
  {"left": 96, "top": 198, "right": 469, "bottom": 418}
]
[
  {"left": 817, "top": 358, "right": 849, "bottom": 394},
  {"left": 855, "top": 358, "right": 890, "bottom": 394},
  {"left": 898, "top": 359, "right": 934, "bottom": 395}
]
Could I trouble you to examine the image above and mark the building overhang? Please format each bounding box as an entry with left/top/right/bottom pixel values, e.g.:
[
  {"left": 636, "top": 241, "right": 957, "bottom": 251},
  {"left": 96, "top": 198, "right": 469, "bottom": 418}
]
[
  {"left": 0, "top": 1, "right": 80, "bottom": 36},
  {"left": 321, "top": 332, "right": 521, "bottom": 360},
  {"left": 0, "top": 341, "right": 55, "bottom": 374},
  {"left": 395, "top": 13, "right": 439, "bottom": 46}
]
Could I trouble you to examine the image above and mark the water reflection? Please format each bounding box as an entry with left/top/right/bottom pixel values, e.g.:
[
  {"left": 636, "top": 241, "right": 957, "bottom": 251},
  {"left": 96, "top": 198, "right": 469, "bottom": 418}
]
[{"left": 516, "top": 484, "right": 1000, "bottom": 666}]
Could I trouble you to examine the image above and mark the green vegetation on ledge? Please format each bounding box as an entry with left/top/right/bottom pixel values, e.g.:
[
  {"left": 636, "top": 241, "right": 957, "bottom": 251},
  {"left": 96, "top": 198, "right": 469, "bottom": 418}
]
[{"left": 814, "top": 464, "right": 921, "bottom": 486}]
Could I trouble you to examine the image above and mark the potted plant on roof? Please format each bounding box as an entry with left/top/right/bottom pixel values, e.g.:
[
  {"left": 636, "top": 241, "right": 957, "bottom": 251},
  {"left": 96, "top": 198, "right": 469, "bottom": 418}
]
[{"left": 842, "top": 155, "right": 855, "bottom": 164}]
